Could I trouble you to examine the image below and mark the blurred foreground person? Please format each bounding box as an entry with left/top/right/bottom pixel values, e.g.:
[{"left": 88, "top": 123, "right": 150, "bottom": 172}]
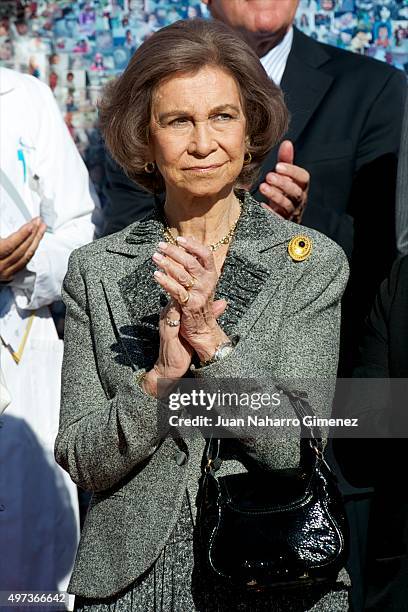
[
  {"left": 341, "top": 256, "right": 408, "bottom": 611},
  {"left": 396, "top": 95, "right": 408, "bottom": 256},
  {"left": 0, "top": 67, "right": 100, "bottom": 605}
]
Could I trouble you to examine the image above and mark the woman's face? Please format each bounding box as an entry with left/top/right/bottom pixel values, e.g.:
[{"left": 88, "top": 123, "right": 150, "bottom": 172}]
[{"left": 148, "top": 66, "right": 247, "bottom": 198}]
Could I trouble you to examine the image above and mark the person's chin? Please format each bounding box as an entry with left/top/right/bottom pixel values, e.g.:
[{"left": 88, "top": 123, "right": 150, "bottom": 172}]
[
  {"left": 187, "top": 185, "right": 225, "bottom": 198},
  {"left": 243, "top": 26, "right": 287, "bottom": 56},
  {"left": 180, "top": 178, "right": 232, "bottom": 199}
]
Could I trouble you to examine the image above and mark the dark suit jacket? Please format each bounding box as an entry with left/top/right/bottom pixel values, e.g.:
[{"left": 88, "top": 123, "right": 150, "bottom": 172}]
[
  {"left": 102, "top": 28, "right": 406, "bottom": 371},
  {"left": 354, "top": 256, "right": 408, "bottom": 379}
]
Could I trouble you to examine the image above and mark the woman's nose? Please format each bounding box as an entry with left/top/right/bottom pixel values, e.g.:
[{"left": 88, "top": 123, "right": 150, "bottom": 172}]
[{"left": 189, "top": 121, "right": 217, "bottom": 156}]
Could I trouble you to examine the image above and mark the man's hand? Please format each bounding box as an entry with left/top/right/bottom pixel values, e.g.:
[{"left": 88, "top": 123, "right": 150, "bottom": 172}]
[
  {"left": 0, "top": 217, "right": 47, "bottom": 282},
  {"left": 259, "top": 140, "right": 310, "bottom": 223}
]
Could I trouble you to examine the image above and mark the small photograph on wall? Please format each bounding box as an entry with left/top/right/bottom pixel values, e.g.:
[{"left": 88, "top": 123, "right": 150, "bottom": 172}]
[
  {"left": 95, "top": 29, "right": 113, "bottom": 52},
  {"left": 78, "top": 3, "right": 96, "bottom": 38},
  {"left": 112, "top": 46, "right": 130, "bottom": 70},
  {"left": 337, "top": 0, "right": 355, "bottom": 11}
]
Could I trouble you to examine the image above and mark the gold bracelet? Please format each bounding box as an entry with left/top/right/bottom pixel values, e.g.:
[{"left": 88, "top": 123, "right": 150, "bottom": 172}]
[
  {"left": 135, "top": 369, "right": 158, "bottom": 398},
  {"left": 135, "top": 369, "right": 147, "bottom": 388}
]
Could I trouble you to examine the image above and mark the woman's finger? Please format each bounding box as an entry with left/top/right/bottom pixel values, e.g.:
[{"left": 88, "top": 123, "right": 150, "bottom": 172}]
[
  {"left": 152, "top": 252, "right": 196, "bottom": 289},
  {"left": 177, "top": 236, "right": 216, "bottom": 271},
  {"left": 158, "top": 241, "right": 205, "bottom": 278},
  {"left": 159, "top": 299, "right": 182, "bottom": 336},
  {"left": 212, "top": 299, "right": 228, "bottom": 319},
  {"left": 154, "top": 270, "right": 190, "bottom": 306},
  {"left": 161, "top": 237, "right": 215, "bottom": 272}
]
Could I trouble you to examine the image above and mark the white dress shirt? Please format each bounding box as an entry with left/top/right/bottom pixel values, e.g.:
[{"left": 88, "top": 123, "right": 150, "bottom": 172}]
[{"left": 260, "top": 27, "right": 294, "bottom": 85}]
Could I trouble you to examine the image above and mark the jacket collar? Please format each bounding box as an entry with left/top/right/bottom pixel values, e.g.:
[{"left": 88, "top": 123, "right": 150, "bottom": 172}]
[
  {"left": 290, "top": 27, "right": 332, "bottom": 69},
  {"left": 105, "top": 191, "right": 289, "bottom": 264}
]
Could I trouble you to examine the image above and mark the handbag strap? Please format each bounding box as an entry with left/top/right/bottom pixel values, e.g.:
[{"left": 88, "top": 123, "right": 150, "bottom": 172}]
[
  {"left": 204, "top": 387, "right": 324, "bottom": 472},
  {"left": 279, "top": 387, "right": 324, "bottom": 447}
]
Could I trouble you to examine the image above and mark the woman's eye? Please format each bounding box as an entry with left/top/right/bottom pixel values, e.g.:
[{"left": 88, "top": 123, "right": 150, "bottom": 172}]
[
  {"left": 170, "top": 117, "right": 190, "bottom": 126},
  {"left": 213, "top": 113, "right": 233, "bottom": 121}
]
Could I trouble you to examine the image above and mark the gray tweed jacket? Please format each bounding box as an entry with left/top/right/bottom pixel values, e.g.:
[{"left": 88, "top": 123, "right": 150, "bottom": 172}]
[{"left": 55, "top": 192, "right": 349, "bottom": 599}]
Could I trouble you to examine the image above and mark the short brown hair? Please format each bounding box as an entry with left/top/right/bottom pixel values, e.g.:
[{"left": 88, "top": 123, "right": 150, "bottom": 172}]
[{"left": 99, "top": 19, "right": 288, "bottom": 193}]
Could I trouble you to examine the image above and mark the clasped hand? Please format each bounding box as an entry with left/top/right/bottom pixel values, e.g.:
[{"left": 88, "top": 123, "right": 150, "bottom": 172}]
[
  {"left": 0, "top": 218, "right": 47, "bottom": 282},
  {"left": 259, "top": 140, "right": 309, "bottom": 222},
  {"left": 142, "top": 238, "right": 229, "bottom": 395}
]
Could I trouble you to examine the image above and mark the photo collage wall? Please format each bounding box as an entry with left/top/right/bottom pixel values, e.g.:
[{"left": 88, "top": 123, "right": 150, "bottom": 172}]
[{"left": 0, "top": 0, "right": 407, "bottom": 202}]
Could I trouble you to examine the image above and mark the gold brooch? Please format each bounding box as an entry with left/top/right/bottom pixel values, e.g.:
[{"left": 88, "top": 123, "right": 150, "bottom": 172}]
[{"left": 288, "top": 235, "right": 312, "bottom": 262}]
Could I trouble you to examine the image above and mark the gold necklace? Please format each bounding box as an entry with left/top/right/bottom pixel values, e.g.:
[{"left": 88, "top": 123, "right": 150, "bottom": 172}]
[{"left": 163, "top": 198, "right": 242, "bottom": 252}]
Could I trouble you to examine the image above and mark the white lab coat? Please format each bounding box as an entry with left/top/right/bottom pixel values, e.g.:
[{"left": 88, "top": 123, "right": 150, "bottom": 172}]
[{"left": 0, "top": 68, "right": 99, "bottom": 608}]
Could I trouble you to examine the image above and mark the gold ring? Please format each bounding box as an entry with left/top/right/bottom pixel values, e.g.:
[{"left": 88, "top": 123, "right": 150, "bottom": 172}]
[
  {"left": 182, "top": 277, "right": 195, "bottom": 290},
  {"left": 180, "top": 293, "right": 190, "bottom": 305},
  {"left": 166, "top": 318, "right": 180, "bottom": 327}
]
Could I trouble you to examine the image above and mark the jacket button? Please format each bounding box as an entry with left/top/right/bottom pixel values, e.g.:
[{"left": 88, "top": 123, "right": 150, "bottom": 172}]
[
  {"left": 174, "top": 451, "right": 187, "bottom": 466},
  {"left": 0, "top": 504, "right": 5, "bottom": 511}
]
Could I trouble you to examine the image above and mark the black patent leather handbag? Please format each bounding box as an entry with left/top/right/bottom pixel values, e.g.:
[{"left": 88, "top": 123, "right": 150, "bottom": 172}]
[{"left": 197, "top": 389, "right": 349, "bottom": 590}]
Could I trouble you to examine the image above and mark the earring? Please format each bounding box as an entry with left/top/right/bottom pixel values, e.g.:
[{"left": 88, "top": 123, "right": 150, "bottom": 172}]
[
  {"left": 243, "top": 151, "right": 252, "bottom": 165},
  {"left": 144, "top": 161, "right": 156, "bottom": 174}
]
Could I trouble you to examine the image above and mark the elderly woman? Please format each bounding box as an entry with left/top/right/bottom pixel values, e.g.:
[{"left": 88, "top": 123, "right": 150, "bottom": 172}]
[{"left": 56, "top": 19, "right": 350, "bottom": 612}]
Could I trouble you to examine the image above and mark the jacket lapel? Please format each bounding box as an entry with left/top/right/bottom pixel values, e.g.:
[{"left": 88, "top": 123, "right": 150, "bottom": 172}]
[
  {"left": 101, "top": 210, "right": 166, "bottom": 370},
  {"left": 215, "top": 194, "right": 292, "bottom": 339}
]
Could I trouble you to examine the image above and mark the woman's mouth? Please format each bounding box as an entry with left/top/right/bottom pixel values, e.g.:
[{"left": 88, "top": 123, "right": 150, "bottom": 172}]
[{"left": 184, "top": 162, "right": 225, "bottom": 174}]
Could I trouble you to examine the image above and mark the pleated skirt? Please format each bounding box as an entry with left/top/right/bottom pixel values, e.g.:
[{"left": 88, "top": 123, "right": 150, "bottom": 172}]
[{"left": 74, "top": 491, "right": 350, "bottom": 612}]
